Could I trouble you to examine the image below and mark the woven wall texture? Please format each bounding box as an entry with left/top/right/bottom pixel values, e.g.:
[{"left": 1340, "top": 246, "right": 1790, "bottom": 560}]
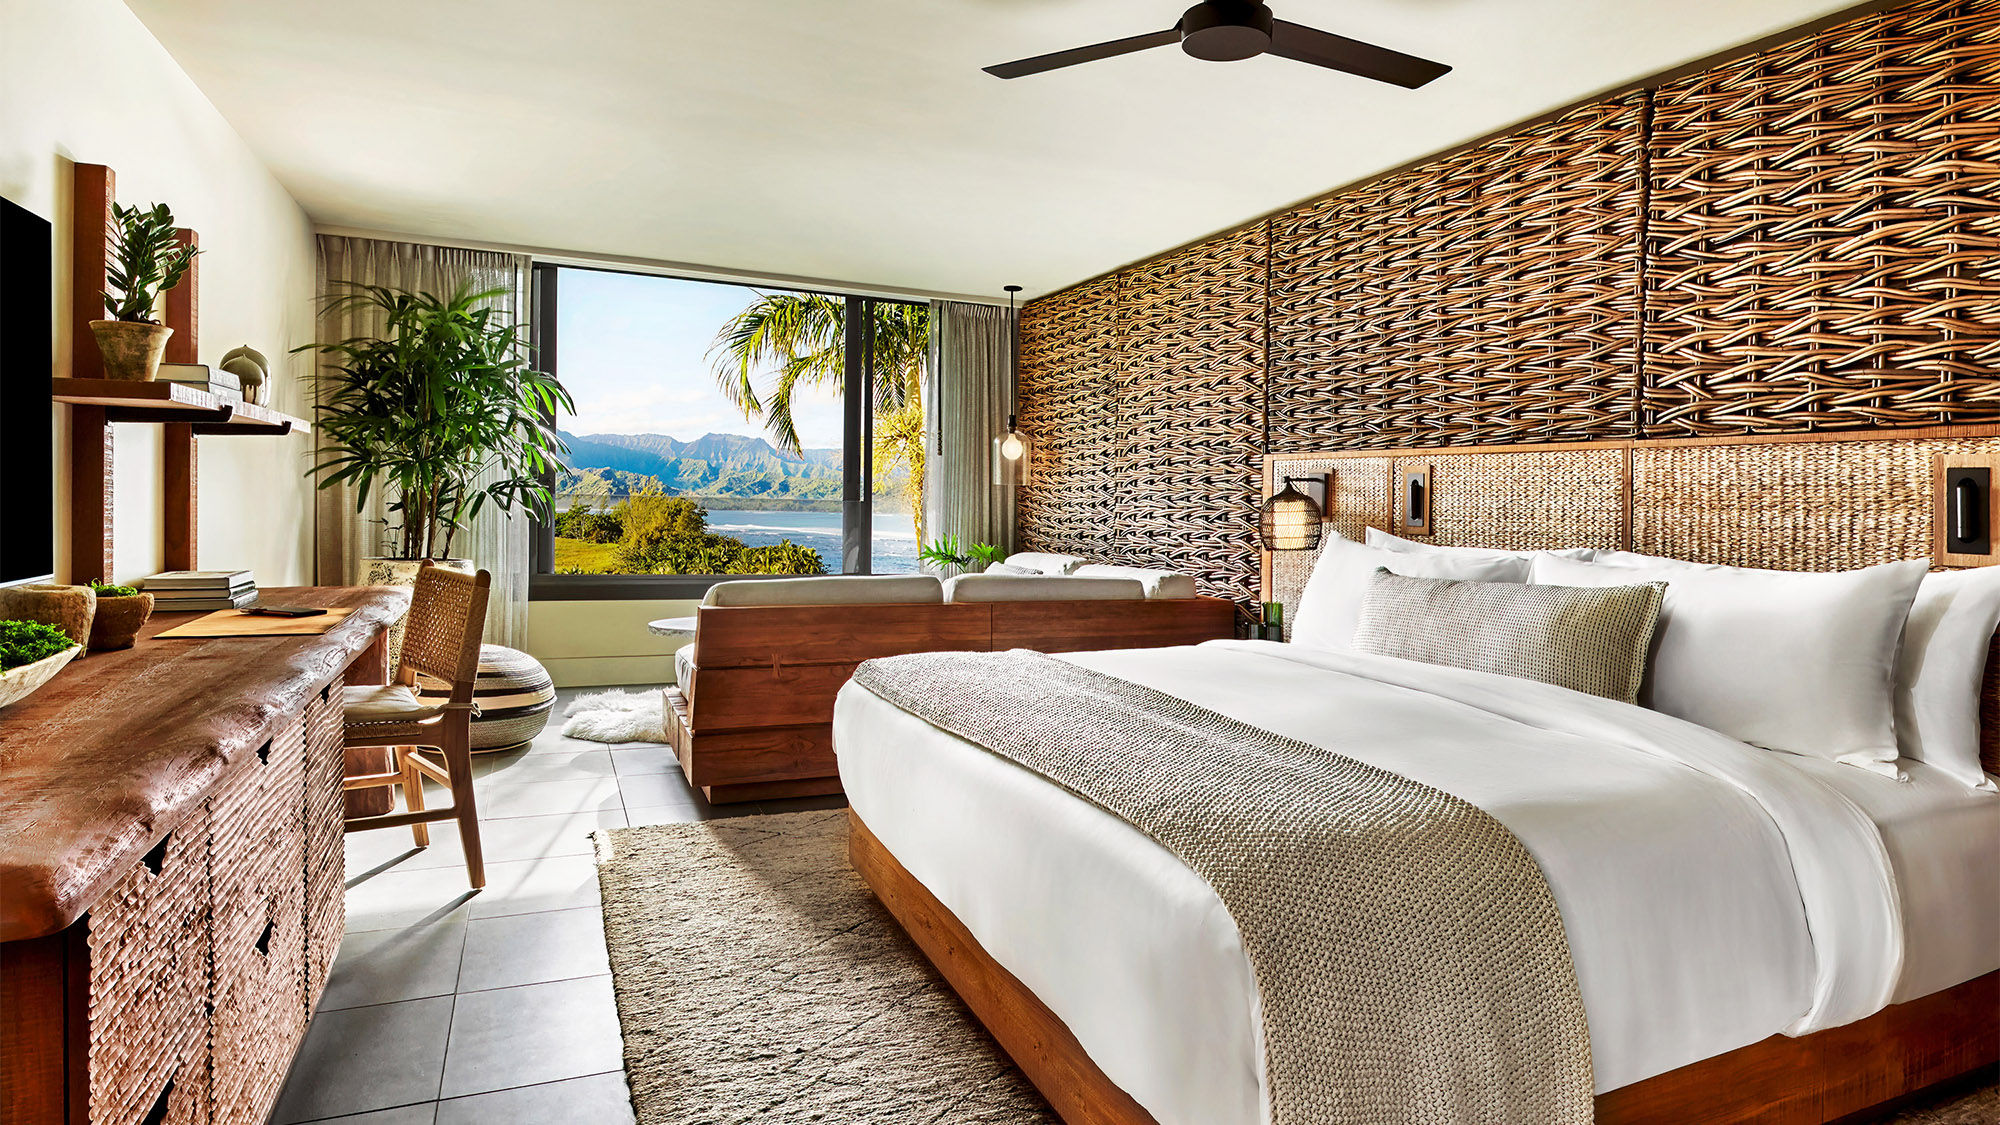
[{"left": 1016, "top": 0, "right": 2000, "bottom": 598}]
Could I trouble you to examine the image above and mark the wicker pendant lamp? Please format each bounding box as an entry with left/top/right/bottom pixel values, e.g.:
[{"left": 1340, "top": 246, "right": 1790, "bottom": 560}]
[
  {"left": 993, "top": 285, "right": 1031, "bottom": 486},
  {"left": 1260, "top": 477, "right": 1323, "bottom": 551}
]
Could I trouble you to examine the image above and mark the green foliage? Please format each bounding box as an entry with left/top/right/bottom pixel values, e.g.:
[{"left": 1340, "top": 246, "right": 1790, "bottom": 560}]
[
  {"left": 88, "top": 580, "right": 142, "bottom": 598},
  {"left": 300, "top": 282, "right": 573, "bottom": 561},
  {"left": 551, "top": 505, "right": 623, "bottom": 543},
  {"left": 102, "top": 202, "right": 199, "bottom": 323},
  {"left": 550, "top": 489, "right": 827, "bottom": 576},
  {"left": 0, "top": 620, "right": 76, "bottom": 672},
  {"left": 917, "top": 535, "right": 1005, "bottom": 571},
  {"left": 708, "top": 295, "right": 930, "bottom": 540}
]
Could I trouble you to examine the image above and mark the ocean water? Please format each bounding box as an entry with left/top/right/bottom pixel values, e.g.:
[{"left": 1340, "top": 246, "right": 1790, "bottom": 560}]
[{"left": 702, "top": 508, "right": 919, "bottom": 574}]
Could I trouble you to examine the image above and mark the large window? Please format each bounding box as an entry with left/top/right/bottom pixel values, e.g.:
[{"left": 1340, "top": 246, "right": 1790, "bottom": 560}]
[{"left": 530, "top": 265, "right": 926, "bottom": 598}]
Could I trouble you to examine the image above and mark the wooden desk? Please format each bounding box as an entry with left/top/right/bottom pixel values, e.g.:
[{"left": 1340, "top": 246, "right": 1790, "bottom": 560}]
[{"left": 0, "top": 586, "right": 406, "bottom": 1125}]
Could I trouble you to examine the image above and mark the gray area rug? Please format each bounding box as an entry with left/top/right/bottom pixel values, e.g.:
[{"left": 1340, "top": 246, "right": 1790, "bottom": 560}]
[
  {"left": 594, "top": 809, "right": 1996, "bottom": 1125},
  {"left": 594, "top": 808, "right": 1057, "bottom": 1123}
]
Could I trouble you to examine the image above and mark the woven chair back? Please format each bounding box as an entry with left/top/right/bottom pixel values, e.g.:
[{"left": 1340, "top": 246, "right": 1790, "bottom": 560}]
[{"left": 397, "top": 564, "right": 491, "bottom": 704}]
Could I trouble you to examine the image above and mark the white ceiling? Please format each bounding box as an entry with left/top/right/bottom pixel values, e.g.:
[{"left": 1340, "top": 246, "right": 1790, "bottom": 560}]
[{"left": 126, "top": 0, "right": 1862, "bottom": 301}]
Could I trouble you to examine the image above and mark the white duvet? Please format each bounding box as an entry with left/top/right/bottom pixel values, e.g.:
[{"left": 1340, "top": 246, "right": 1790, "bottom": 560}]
[{"left": 833, "top": 640, "right": 1995, "bottom": 1125}]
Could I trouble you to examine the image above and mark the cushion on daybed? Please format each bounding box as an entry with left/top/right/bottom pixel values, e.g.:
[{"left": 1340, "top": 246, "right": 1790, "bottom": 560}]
[
  {"left": 1002, "top": 552, "right": 1085, "bottom": 575},
  {"left": 1072, "top": 564, "right": 1199, "bottom": 599},
  {"left": 944, "top": 575, "right": 1146, "bottom": 602},
  {"left": 701, "top": 574, "right": 943, "bottom": 607},
  {"left": 673, "top": 642, "right": 697, "bottom": 694}
]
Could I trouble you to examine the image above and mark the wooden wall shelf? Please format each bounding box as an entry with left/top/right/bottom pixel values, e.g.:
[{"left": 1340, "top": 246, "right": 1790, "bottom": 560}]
[{"left": 52, "top": 378, "right": 307, "bottom": 436}]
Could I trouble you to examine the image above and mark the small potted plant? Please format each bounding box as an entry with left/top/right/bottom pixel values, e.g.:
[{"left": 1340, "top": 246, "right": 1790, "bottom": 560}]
[
  {"left": 0, "top": 620, "right": 82, "bottom": 710},
  {"left": 86, "top": 580, "right": 154, "bottom": 651},
  {"left": 90, "top": 202, "right": 199, "bottom": 381},
  {"left": 917, "top": 534, "right": 1008, "bottom": 577}
]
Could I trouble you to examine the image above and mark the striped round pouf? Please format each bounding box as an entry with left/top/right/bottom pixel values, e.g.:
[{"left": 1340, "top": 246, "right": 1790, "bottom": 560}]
[{"left": 416, "top": 644, "right": 556, "bottom": 753}]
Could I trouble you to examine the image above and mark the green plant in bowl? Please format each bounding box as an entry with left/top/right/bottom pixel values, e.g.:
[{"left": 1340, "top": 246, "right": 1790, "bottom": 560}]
[
  {"left": 0, "top": 620, "right": 74, "bottom": 671},
  {"left": 89, "top": 580, "right": 141, "bottom": 599},
  {"left": 0, "top": 620, "right": 81, "bottom": 710}
]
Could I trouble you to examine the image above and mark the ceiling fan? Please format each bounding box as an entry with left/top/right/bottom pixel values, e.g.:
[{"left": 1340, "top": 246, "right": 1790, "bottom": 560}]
[{"left": 984, "top": 0, "right": 1450, "bottom": 88}]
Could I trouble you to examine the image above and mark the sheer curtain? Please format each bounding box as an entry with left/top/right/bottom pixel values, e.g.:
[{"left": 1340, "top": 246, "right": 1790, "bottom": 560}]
[
  {"left": 923, "top": 301, "right": 1015, "bottom": 557},
  {"left": 314, "top": 235, "right": 534, "bottom": 646}
]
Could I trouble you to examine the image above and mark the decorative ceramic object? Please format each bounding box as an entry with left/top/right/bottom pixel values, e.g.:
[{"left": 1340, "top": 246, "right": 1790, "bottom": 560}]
[
  {"left": 0, "top": 584, "right": 97, "bottom": 648},
  {"left": 0, "top": 645, "right": 81, "bottom": 709},
  {"left": 220, "top": 344, "right": 270, "bottom": 405},
  {"left": 88, "top": 321, "right": 173, "bottom": 381},
  {"left": 88, "top": 591, "right": 155, "bottom": 651},
  {"left": 415, "top": 644, "right": 556, "bottom": 753},
  {"left": 362, "top": 557, "right": 473, "bottom": 671}
]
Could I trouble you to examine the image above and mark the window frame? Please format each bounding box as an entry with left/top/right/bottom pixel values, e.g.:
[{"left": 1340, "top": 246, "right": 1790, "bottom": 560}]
[{"left": 527, "top": 262, "right": 912, "bottom": 601}]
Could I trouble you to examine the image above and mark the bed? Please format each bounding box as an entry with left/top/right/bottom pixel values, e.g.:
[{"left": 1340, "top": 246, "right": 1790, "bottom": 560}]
[{"left": 830, "top": 433, "right": 2000, "bottom": 1125}]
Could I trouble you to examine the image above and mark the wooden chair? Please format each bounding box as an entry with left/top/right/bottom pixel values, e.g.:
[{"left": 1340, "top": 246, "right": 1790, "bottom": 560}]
[{"left": 341, "top": 563, "right": 493, "bottom": 888}]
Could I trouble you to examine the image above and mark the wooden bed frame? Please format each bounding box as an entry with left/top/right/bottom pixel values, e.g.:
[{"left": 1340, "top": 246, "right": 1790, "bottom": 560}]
[
  {"left": 852, "top": 815, "right": 1997, "bottom": 1125},
  {"left": 844, "top": 427, "right": 2000, "bottom": 1123}
]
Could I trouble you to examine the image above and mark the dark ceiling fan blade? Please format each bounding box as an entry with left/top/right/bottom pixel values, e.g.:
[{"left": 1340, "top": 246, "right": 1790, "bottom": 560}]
[
  {"left": 1267, "top": 20, "right": 1450, "bottom": 88},
  {"left": 985, "top": 27, "right": 1180, "bottom": 79}
]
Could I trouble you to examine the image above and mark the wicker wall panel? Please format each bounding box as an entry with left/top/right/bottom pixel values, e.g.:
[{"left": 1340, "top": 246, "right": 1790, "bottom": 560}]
[
  {"left": 1017, "top": 0, "right": 2000, "bottom": 588},
  {"left": 1632, "top": 436, "right": 2000, "bottom": 568},
  {"left": 1017, "top": 275, "right": 1123, "bottom": 557},
  {"left": 1267, "top": 95, "right": 1643, "bottom": 451},
  {"left": 1104, "top": 226, "right": 1267, "bottom": 599},
  {"left": 1413, "top": 449, "right": 1628, "bottom": 552},
  {"left": 1644, "top": 0, "right": 2000, "bottom": 434}
]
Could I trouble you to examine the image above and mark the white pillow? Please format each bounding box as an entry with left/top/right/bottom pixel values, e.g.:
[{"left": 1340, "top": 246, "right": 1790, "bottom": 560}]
[
  {"left": 1365, "top": 527, "right": 1534, "bottom": 564},
  {"left": 1531, "top": 553, "right": 1927, "bottom": 773},
  {"left": 983, "top": 562, "right": 1037, "bottom": 576},
  {"left": 1003, "top": 552, "right": 1084, "bottom": 575},
  {"left": 1293, "top": 533, "right": 1531, "bottom": 651},
  {"left": 1896, "top": 567, "right": 2000, "bottom": 791},
  {"left": 1366, "top": 527, "right": 1602, "bottom": 566}
]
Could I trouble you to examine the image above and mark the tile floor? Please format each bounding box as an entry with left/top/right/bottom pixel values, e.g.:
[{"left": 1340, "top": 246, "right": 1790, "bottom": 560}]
[{"left": 272, "top": 685, "right": 843, "bottom": 1125}]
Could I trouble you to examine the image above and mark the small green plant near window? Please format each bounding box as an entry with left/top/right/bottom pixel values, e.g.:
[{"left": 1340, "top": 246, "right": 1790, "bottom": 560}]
[
  {"left": 102, "top": 203, "right": 199, "bottom": 323},
  {"left": 917, "top": 534, "right": 1006, "bottom": 571},
  {"left": 0, "top": 620, "right": 76, "bottom": 672},
  {"left": 89, "top": 580, "right": 142, "bottom": 599}
]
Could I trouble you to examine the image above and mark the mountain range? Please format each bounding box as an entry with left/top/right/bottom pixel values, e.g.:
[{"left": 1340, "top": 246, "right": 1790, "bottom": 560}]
[{"left": 556, "top": 430, "right": 844, "bottom": 510}]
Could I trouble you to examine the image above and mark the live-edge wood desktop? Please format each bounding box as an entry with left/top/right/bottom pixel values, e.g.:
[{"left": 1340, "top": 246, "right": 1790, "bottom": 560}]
[{"left": 0, "top": 586, "right": 406, "bottom": 1125}]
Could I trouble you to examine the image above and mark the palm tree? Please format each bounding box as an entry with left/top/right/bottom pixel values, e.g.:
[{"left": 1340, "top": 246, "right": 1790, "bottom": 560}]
[{"left": 709, "top": 295, "right": 930, "bottom": 539}]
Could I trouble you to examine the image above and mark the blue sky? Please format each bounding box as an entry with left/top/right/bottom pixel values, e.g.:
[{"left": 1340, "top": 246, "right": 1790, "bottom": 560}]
[{"left": 554, "top": 267, "right": 844, "bottom": 451}]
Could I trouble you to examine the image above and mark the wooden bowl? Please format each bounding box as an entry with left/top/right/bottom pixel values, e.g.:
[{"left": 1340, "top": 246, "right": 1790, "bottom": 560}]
[
  {"left": 88, "top": 593, "right": 155, "bottom": 651},
  {"left": 0, "top": 645, "right": 82, "bottom": 709}
]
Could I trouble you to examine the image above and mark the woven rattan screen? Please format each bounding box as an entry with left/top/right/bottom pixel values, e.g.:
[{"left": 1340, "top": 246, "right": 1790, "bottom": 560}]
[{"left": 1016, "top": 0, "right": 2000, "bottom": 593}]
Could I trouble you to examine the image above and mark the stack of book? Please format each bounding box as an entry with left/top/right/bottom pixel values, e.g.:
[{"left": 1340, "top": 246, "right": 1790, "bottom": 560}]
[
  {"left": 158, "top": 363, "right": 243, "bottom": 401},
  {"left": 140, "top": 570, "right": 257, "bottom": 612}
]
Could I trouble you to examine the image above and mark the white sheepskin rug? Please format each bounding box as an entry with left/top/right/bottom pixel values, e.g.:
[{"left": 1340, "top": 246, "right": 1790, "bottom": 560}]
[{"left": 562, "top": 688, "right": 669, "bottom": 744}]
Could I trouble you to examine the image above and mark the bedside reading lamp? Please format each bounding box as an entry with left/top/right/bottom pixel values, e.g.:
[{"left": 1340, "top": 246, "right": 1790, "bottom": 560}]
[{"left": 1259, "top": 477, "right": 1324, "bottom": 552}]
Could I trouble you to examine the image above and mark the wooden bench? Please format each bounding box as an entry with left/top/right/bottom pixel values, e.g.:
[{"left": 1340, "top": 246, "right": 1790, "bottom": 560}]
[{"left": 664, "top": 595, "right": 1238, "bottom": 803}]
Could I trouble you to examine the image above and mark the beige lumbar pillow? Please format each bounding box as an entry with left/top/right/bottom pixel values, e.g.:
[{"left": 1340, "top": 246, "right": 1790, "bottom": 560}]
[{"left": 1353, "top": 570, "right": 1665, "bottom": 704}]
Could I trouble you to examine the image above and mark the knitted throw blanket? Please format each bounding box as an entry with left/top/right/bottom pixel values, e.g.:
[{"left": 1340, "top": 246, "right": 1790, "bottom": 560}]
[{"left": 850, "top": 649, "right": 1593, "bottom": 1125}]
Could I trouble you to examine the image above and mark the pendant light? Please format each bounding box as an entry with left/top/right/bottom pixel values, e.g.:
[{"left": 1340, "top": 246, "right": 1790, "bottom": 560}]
[
  {"left": 1259, "top": 477, "right": 1324, "bottom": 551},
  {"left": 993, "top": 285, "right": 1031, "bottom": 486}
]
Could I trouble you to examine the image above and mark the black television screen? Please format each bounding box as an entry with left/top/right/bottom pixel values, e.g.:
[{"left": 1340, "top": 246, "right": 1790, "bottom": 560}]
[{"left": 1, "top": 195, "right": 55, "bottom": 587}]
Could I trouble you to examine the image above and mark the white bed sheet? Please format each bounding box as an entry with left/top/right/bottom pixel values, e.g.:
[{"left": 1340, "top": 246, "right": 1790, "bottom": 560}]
[{"left": 833, "top": 640, "right": 1995, "bottom": 1125}]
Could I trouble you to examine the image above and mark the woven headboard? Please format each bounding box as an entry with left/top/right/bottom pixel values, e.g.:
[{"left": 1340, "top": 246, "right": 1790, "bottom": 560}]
[{"left": 1263, "top": 429, "right": 2000, "bottom": 774}]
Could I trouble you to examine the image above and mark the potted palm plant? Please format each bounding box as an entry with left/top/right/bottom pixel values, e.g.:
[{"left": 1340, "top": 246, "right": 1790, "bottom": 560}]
[
  {"left": 301, "top": 282, "right": 572, "bottom": 597},
  {"left": 91, "top": 202, "right": 199, "bottom": 380}
]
